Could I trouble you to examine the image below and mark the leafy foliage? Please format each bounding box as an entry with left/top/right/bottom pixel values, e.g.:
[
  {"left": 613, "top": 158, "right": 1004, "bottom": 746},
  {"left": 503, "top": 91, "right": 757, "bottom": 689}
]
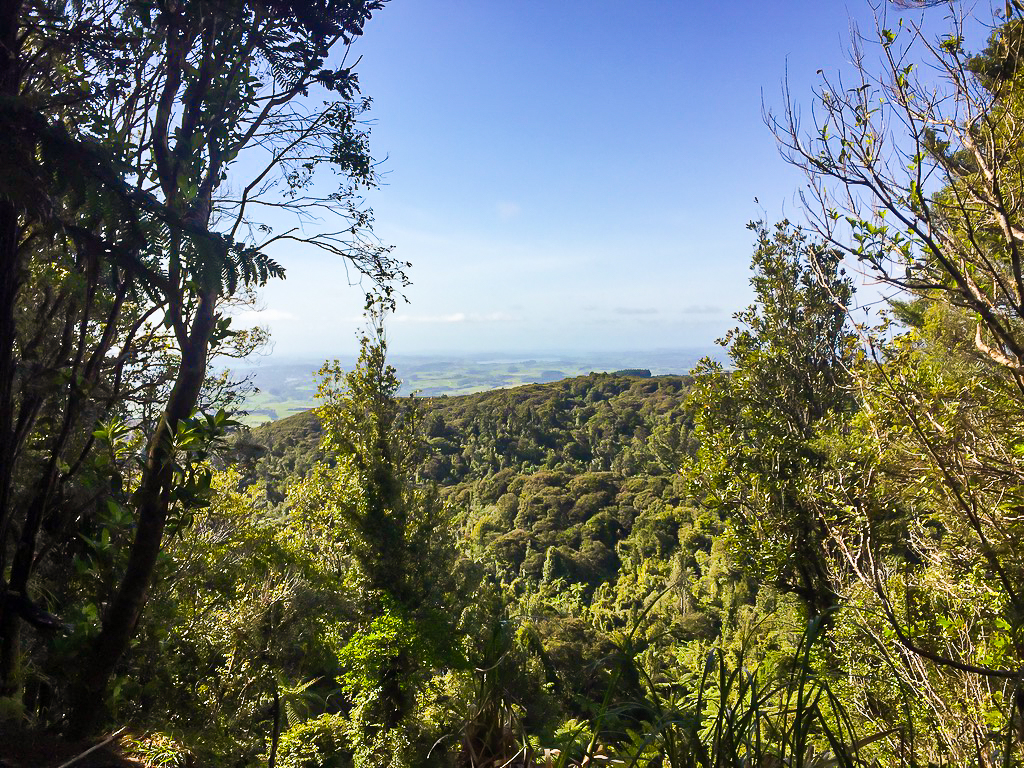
[{"left": 686, "top": 220, "right": 857, "bottom": 617}]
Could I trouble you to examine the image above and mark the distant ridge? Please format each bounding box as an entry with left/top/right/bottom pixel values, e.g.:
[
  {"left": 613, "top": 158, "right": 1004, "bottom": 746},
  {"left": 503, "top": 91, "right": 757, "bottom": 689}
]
[
  {"left": 234, "top": 349, "right": 715, "bottom": 425},
  {"left": 245, "top": 371, "right": 694, "bottom": 505}
]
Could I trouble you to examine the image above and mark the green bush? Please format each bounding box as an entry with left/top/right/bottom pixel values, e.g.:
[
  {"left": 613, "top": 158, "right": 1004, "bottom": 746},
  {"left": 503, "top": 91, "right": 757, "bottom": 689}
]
[{"left": 277, "top": 714, "right": 349, "bottom": 768}]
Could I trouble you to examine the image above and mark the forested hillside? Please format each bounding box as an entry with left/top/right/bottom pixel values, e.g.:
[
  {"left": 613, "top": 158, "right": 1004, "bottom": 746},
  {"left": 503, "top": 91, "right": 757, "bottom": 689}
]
[
  {"left": 228, "top": 366, "right": 785, "bottom": 766},
  {"left": 245, "top": 373, "right": 693, "bottom": 594}
]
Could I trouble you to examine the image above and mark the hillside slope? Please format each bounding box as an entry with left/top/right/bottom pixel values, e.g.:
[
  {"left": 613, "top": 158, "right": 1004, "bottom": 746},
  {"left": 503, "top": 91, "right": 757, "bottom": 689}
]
[{"left": 242, "top": 372, "right": 695, "bottom": 589}]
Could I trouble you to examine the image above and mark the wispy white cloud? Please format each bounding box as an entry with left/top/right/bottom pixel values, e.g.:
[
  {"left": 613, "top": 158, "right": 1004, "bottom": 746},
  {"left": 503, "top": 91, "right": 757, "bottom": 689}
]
[
  {"left": 393, "top": 311, "right": 519, "bottom": 324},
  {"left": 496, "top": 201, "right": 521, "bottom": 220},
  {"left": 233, "top": 308, "right": 297, "bottom": 323},
  {"left": 614, "top": 307, "right": 659, "bottom": 316},
  {"left": 679, "top": 304, "right": 721, "bottom": 315}
]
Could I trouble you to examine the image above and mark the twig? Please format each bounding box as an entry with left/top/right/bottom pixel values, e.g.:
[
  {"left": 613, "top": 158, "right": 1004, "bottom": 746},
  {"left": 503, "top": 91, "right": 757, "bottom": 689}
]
[{"left": 54, "top": 726, "right": 129, "bottom": 768}]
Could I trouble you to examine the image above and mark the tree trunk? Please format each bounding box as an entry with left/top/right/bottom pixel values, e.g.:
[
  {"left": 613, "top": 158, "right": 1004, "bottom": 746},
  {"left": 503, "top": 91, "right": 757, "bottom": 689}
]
[
  {"left": 0, "top": 0, "right": 25, "bottom": 698},
  {"left": 0, "top": 200, "right": 22, "bottom": 698},
  {"left": 67, "top": 290, "right": 216, "bottom": 736}
]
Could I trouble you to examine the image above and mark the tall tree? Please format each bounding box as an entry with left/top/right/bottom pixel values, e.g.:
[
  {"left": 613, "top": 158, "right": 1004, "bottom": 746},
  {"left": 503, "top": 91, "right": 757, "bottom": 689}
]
[
  {"left": 307, "top": 321, "right": 464, "bottom": 766},
  {"left": 0, "top": 0, "right": 181, "bottom": 700},
  {"left": 68, "top": 0, "right": 402, "bottom": 734},
  {"left": 769, "top": 3, "right": 1024, "bottom": 749},
  {"left": 686, "top": 221, "right": 857, "bottom": 618},
  {"left": 0, "top": 0, "right": 403, "bottom": 733}
]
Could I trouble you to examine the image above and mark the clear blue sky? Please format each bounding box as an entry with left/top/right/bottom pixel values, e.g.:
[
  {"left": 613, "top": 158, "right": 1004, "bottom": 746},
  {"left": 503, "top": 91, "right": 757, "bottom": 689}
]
[{"left": 240, "top": 0, "right": 972, "bottom": 358}]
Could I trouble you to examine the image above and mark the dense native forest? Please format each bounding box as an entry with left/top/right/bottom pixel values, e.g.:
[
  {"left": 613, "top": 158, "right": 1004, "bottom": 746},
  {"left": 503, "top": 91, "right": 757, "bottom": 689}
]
[{"left": 5, "top": 0, "right": 1024, "bottom": 766}]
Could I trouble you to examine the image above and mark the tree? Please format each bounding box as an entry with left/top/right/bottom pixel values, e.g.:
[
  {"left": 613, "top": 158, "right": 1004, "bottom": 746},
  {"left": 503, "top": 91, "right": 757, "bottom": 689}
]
[
  {"left": 770, "top": 4, "right": 1024, "bottom": 384},
  {"left": 686, "top": 221, "right": 857, "bottom": 618},
  {"left": 824, "top": 304, "right": 1024, "bottom": 760},
  {"left": 125, "top": 469, "right": 354, "bottom": 765},
  {"left": 302, "top": 321, "right": 464, "bottom": 766},
  {"left": 769, "top": 3, "right": 1024, "bottom": 751},
  {"left": 0, "top": 0, "right": 405, "bottom": 734},
  {"left": 0, "top": 0, "right": 192, "bottom": 702}
]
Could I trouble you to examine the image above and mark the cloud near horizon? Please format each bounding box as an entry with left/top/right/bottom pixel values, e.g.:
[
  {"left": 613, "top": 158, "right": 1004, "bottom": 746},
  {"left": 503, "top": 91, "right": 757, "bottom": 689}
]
[
  {"left": 393, "top": 311, "right": 519, "bottom": 324},
  {"left": 678, "top": 304, "right": 721, "bottom": 315},
  {"left": 232, "top": 308, "right": 297, "bottom": 324},
  {"left": 613, "top": 307, "right": 659, "bottom": 316}
]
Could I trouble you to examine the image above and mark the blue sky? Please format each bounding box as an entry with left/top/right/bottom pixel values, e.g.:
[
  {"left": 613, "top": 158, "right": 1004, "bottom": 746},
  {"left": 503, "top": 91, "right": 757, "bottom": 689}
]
[{"left": 239, "top": 0, "right": 975, "bottom": 358}]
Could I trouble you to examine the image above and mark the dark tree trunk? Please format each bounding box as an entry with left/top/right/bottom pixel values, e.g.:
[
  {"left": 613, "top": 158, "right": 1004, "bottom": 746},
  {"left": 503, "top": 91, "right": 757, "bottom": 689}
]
[
  {"left": 0, "top": 0, "right": 26, "bottom": 698},
  {"left": 0, "top": 200, "right": 22, "bottom": 697},
  {"left": 67, "top": 290, "right": 217, "bottom": 736}
]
